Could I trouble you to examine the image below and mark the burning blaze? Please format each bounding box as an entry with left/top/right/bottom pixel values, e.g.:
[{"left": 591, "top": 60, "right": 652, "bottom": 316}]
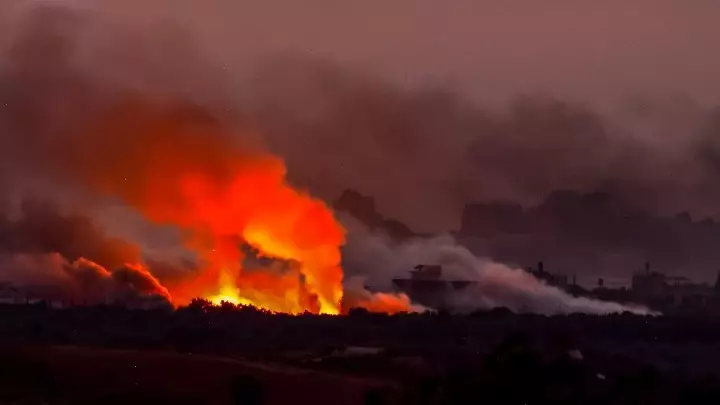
[
  {"left": 206, "top": 270, "right": 252, "bottom": 307},
  {"left": 352, "top": 292, "right": 415, "bottom": 315},
  {"left": 64, "top": 100, "right": 408, "bottom": 314},
  {"left": 171, "top": 162, "right": 345, "bottom": 314},
  {"left": 150, "top": 159, "right": 345, "bottom": 314}
]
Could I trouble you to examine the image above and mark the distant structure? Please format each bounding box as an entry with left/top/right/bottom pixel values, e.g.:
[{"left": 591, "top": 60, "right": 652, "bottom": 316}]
[
  {"left": 520, "top": 260, "right": 720, "bottom": 314},
  {"left": 393, "top": 260, "right": 720, "bottom": 315},
  {"left": 629, "top": 262, "right": 717, "bottom": 312},
  {"left": 583, "top": 261, "right": 720, "bottom": 314},
  {"left": 391, "top": 265, "right": 475, "bottom": 309},
  {"left": 631, "top": 262, "right": 667, "bottom": 300},
  {"left": 525, "top": 262, "right": 569, "bottom": 289},
  {"left": 393, "top": 262, "right": 587, "bottom": 311}
]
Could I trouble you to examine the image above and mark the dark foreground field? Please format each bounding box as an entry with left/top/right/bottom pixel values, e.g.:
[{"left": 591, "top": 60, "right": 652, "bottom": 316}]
[
  {"left": 3, "top": 302, "right": 720, "bottom": 404},
  {"left": 0, "top": 345, "right": 384, "bottom": 405}
]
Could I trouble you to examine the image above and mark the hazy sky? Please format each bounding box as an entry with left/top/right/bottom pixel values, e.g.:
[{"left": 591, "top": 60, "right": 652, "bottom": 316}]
[
  {"left": 4, "top": 0, "right": 720, "bottom": 281},
  {"left": 92, "top": 0, "right": 720, "bottom": 106},
  {"left": 4, "top": 0, "right": 720, "bottom": 232}
]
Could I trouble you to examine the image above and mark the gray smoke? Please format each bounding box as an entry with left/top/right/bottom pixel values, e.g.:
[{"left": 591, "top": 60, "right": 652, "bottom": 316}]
[
  {"left": 3, "top": 2, "right": 720, "bottom": 235},
  {"left": 2, "top": 3, "right": 719, "bottom": 230},
  {"left": 0, "top": 198, "right": 172, "bottom": 305},
  {"left": 340, "top": 215, "right": 652, "bottom": 315},
  {"left": 0, "top": 2, "right": 717, "bottom": 309},
  {"left": 248, "top": 59, "right": 720, "bottom": 232}
]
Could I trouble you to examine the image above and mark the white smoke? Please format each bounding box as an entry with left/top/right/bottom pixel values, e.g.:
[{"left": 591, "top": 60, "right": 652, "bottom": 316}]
[{"left": 339, "top": 214, "right": 653, "bottom": 315}]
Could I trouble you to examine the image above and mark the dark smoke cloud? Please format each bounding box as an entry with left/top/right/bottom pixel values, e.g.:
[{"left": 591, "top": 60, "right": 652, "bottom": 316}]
[
  {"left": 247, "top": 61, "right": 720, "bottom": 280},
  {"left": 334, "top": 187, "right": 720, "bottom": 284},
  {"left": 93, "top": 0, "right": 720, "bottom": 107},
  {"left": 0, "top": 199, "right": 140, "bottom": 270},
  {"left": 0, "top": 254, "right": 170, "bottom": 307},
  {"left": 0, "top": 197, "right": 172, "bottom": 305},
  {"left": 457, "top": 190, "right": 720, "bottom": 283},
  {"left": 0, "top": 5, "right": 250, "bottom": 186},
  {"left": 1, "top": 2, "right": 720, "bottom": 295},
  {"left": 2, "top": 4, "right": 717, "bottom": 226},
  {"left": 247, "top": 58, "right": 720, "bottom": 233}
]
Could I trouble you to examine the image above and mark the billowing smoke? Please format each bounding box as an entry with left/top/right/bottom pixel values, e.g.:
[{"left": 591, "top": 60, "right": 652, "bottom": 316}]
[
  {"left": 0, "top": 199, "right": 140, "bottom": 269},
  {"left": 340, "top": 215, "right": 652, "bottom": 315},
  {"left": 0, "top": 200, "right": 170, "bottom": 306},
  {"left": 247, "top": 58, "right": 720, "bottom": 232},
  {"left": 9, "top": 255, "right": 169, "bottom": 306},
  {"left": 3, "top": 4, "right": 720, "bottom": 234},
  {"left": 248, "top": 60, "right": 720, "bottom": 282},
  {"left": 0, "top": 3, "right": 712, "bottom": 311}
]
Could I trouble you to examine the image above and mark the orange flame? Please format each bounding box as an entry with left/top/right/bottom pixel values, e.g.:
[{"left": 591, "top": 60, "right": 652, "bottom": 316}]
[
  {"left": 69, "top": 99, "right": 408, "bottom": 315},
  {"left": 157, "top": 161, "right": 345, "bottom": 314},
  {"left": 350, "top": 292, "right": 416, "bottom": 315}
]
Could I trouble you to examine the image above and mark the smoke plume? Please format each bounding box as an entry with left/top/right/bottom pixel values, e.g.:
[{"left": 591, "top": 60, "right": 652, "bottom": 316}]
[
  {"left": 0, "top": 200, "right": 170, "bottom": 305},
  {"left": 340, "top": 216, "right": 651, "bottom": 315},
  {"left": 0, "top": 3, "right": 714, "bottom": 311},
  {"left": 248, "top": 58, "right": 720, "bottom": 233},
  {"left": 0, "top": 4, "right": 351, "bottom": 314}
]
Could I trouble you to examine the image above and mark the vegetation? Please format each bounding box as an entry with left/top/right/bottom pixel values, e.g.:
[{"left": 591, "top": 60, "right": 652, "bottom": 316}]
[{"left": 0, "top": 302, "right": 718, "bottom": 403}]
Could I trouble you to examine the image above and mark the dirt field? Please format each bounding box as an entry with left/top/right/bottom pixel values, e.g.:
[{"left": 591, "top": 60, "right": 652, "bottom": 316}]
[{"left": 3, "top": 345, "right": 391, "bottom": 404}]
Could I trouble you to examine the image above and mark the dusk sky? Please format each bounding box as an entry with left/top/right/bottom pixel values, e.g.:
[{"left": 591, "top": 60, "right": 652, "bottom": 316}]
[
  {"left": 91, "top": 0, "right": 720, "bottom": 107},
  {"left": 3, "top": 1, "right": 720, "bottom": 227},
  {"left": 4, "top": 0, "right": 720, "bottom": 283}
]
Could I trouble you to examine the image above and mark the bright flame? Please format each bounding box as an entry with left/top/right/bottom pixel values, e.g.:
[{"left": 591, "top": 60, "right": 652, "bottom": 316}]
[
  {"left": 72, "top": 100, "right": 410, "bottom": 315},
  {"left": 206, "top": 269, "right": 250, "bottom": 307},
  {"left": 163, "top": 166, "right": 345, "bottom": 315},
  {"left": 352, "top": 292, "right": 416, "bottom": 315}
]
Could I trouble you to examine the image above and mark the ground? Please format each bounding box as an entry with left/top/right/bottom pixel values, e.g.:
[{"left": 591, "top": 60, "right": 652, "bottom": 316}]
[{"left": 0, "top": 345, "right": 389, "bottom": 405}]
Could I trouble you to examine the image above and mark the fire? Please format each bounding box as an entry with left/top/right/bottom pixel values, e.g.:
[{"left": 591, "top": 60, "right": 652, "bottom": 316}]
[
  {"left": 164, "top": 165, "right": 345, "bottom": 315},
  {"left": 206, "top": 270, "right": 249, "bottom": 307},
  {"left": 65, "top": 99, "right": 409, "bottom": 315},
  {"left": 350, "top": 292, "right": 416, "bottom": 315}
]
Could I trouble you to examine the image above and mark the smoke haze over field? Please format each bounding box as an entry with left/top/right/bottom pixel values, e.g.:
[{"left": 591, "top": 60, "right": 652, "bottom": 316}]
[
  {"left": 0, "top": 1, "right": 718, "bottom": 308},
  {"left": 338, "top": 214, "right": 651, "bottom": 315}
]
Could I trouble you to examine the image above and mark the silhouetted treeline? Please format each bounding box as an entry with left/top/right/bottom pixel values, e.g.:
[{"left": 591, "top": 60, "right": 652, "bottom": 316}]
[
  {"left": 0, "top": 302, "right": 718, "bottom": 371},
  {"left": 0, "top": 302, "right": 720, "bottom": 403}
]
